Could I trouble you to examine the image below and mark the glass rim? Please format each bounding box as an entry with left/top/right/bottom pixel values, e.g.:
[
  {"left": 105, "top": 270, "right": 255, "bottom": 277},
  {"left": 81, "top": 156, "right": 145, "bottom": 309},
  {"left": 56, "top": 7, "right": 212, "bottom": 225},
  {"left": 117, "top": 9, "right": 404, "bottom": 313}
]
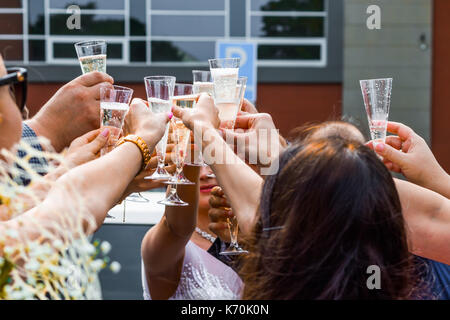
[
  {"left": 208, "top": 57, "right": 240, "bottom": 63},
  {"left": 192, "top": 69, "right": 211, "bottom": 74},
  {"left": 101, "top": 84, "right": 133, "bottom": 93},
  {"left": 144, "top": 75, "right": 176, "bottom": 82},
  {"left": 360, "top": 78, "right": 393, "bottom": 83},
  {"left": 74, "top": 40, "right": 106, "bottom": 48},
  {"left": 175, "top": 82, "right": 193, "bottom": 87}
]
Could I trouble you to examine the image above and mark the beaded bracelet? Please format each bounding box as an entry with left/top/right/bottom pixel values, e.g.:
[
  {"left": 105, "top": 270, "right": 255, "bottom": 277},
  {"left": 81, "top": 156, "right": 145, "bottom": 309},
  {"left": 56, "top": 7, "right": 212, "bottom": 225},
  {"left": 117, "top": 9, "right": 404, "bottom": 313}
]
[{"left": 115, "top": 135, "right": 151, "bottom": 171}]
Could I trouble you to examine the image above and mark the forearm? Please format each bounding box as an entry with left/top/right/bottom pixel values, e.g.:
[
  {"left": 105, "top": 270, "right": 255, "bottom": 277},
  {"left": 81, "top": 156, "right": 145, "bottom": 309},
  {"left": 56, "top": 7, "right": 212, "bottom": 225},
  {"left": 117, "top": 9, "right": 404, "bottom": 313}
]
[
  {"left": 141, "top": 165, "right": 200, "bottom": 276},
  {"left": 395, "top": 179, "right": 450, "bottom": 264},
  {"left": 32, "top": 142, "right": 142, "bottom": 231},
  {"left": 203, "top": 129, "right": 263, "bottom": 235},
  {"left": 426, "top": 171, "right": 450, "bottom": 199}
]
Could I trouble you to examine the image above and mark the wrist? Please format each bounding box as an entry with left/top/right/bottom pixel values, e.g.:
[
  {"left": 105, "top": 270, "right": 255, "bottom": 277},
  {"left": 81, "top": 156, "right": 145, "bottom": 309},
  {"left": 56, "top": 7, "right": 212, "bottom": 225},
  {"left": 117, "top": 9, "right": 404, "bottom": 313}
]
[
  {"left": 134, "top": 131, "right": 158, "bottom": 153},
  {"left": 116, "top": 135, "right": 150, "bottom": 172}
]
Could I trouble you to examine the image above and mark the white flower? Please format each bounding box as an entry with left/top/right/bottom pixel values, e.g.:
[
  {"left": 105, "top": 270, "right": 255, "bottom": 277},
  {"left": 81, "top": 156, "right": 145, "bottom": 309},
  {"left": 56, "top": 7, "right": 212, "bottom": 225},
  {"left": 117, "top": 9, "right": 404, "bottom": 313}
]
[
  {"left": 3, "top": 246, "right": 13, "bottom": 255},
  {"left": 110, "top": 261, "right": 121, "bottom": 274},
  {"left": 48, "top": 265, "right": 71, "bottom": 277},
  {"left": 82, "top": 243, "right": 96, "bottom": 255},
  {"left": 25, "top": 259, "right": 40, "bottom": 272},
  {"left": 91, "top": 259, "right": 104, "bottom": 272},
  {"left": 100, "top": 241, "right": 111, "bottom": 255},
  {"left": 53, "top": 239, "right": 64, "bottom": 249}
]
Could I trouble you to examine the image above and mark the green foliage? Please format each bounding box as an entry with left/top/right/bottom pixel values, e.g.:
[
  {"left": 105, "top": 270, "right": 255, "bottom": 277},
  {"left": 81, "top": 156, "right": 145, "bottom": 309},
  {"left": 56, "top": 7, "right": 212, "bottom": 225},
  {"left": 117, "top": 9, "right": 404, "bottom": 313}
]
[{"left": 0, "top": 258, "right": 14, "bottom": 299}]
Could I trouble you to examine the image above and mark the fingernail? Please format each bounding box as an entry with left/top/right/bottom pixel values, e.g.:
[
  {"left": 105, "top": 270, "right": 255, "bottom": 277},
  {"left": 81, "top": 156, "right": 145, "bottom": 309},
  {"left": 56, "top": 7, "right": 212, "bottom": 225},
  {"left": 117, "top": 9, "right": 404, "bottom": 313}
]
[
  {"left": 168, "top": 112, "right": 173, "bottom": 120},
  {"left": 101, "top": 128, "right": 110, "bottom": 137},
  {"left": 375, "top": 143, "right": 385, "bottom": 153}
]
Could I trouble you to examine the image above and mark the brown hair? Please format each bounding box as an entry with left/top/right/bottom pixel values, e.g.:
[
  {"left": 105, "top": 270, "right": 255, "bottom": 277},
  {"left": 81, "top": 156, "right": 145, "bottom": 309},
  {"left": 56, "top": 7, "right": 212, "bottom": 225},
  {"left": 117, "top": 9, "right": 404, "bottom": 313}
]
[{"left": 239, "top": 135, "right": 421, "bottom": 299}]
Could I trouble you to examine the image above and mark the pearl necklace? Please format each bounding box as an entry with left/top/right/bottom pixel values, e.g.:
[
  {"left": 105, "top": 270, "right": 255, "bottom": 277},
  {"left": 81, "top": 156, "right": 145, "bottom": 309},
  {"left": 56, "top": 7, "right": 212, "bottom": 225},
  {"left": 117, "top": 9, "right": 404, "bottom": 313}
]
[{"left": 195, "top": 227, "right": 217, "bottom": 243}]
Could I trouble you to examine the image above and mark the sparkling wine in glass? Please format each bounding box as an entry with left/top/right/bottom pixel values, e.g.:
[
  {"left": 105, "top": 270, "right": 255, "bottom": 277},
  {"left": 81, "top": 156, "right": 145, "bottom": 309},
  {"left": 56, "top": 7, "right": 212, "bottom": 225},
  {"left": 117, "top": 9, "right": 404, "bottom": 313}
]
[
  {"left": 100, "top": 85, "right": 133, "bottom": 156},
  {"left": 360, "top": 78, "right": 393, "bottom": 148},
  {"left": 100, "top": 85, "right": 133, "bottom": 218},
  {"left": 218, "top": 78, "right": 249, "bottom": 256},
  {"left": 159, "top": 84, "right": 197, "bottom": 207},
  {"left": 144, "top": 76, "right": 176, "bottom": 180},
  {"left": 75, "top": 40, "right": 107, "bottom": 74}
]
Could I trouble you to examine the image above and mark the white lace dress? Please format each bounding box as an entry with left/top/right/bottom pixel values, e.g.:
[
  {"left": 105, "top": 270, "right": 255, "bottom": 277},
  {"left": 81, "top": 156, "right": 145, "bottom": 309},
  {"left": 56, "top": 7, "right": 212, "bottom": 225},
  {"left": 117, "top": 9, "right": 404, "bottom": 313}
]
[{"left": 142, "top": 241, "right": 243, "bottom": 300}]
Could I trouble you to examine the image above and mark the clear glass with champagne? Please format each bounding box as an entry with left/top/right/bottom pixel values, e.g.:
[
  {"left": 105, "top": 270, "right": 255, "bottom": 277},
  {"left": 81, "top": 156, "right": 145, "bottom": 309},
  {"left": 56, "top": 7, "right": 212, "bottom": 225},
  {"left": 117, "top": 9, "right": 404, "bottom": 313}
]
[
  {"left": 217, "top": 77, "right": 249, "bottom": 256},
  {"left": 158, "top": 84, "right": 198, "bottom": 206},
  {"left": 189, "top": 70, "right": 214, "bottom": 167},
  {"left": 144, "top": 76, "right": 176, "bottom": 180},
  {"left": 100, "top": 85, "right": 133, "bottom": 156},
  {"left": 75, "top": 40, "right": 107, "bottom": 74},
  {"left": 100, "top": 85, "right": 133, "bottom": 217},
  {"left": 360, "top": 78, "right": 393, "bottom": 148}
]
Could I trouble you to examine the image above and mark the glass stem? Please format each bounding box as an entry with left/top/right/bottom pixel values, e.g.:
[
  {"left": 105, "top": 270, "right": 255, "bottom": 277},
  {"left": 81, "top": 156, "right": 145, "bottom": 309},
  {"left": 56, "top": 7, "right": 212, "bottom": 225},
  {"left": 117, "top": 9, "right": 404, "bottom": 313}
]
[{"left": 228, "top": 217, "right": 239, "bottom": 248}]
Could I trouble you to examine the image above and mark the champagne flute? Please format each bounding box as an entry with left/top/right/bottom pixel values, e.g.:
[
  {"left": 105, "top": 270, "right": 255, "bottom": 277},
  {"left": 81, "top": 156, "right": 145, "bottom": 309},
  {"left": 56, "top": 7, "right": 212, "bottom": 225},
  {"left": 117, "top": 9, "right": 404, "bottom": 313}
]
[
  {"left": 74, "top": 40, "right": 107, "bottom": 74},
  {"left": 100, "top": 85, "right": 133, "bottom": 218},
  {"left": 144, "top": 76, "right": 176, "bottom": 180},
  {"left": 190, "top": 70, "right": 214, "bottom": 168},
  {"left": 219, "top": 78, "right": 249, "bottom": 256},
  {"left": 208, "top": 58, "right": 240, "bottom": 179},
  {"left": 158, "top": 84, "right": 196, "bottom": 207},
  {"left": 360, "top": 78, "right": 393, "bottom": 148}
]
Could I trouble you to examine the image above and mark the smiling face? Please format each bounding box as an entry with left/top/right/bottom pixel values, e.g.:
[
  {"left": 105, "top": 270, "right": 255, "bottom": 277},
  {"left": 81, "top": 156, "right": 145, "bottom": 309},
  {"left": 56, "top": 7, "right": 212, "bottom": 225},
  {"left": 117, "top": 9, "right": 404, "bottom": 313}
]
[
  {"left": 198, "top": 165, "right": 218, "bottom": 211},
  {"left": 0, "top": 55, "right": 23, "bottom": 152}
]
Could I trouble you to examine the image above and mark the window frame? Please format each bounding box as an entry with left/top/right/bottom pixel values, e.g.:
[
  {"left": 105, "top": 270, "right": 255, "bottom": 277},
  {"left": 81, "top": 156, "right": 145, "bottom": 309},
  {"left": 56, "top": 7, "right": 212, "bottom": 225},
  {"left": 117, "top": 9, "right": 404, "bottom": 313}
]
[{"left": 1, "top": 0, "right": 343, "bottom": 83}]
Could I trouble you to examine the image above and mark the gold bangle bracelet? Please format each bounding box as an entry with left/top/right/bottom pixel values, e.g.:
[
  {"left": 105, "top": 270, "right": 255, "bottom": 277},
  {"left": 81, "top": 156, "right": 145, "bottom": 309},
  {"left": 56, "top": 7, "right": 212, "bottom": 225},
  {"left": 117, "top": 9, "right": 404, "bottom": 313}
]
[{"left": 115, "top": 135, "right": 151, "bottom": 171}]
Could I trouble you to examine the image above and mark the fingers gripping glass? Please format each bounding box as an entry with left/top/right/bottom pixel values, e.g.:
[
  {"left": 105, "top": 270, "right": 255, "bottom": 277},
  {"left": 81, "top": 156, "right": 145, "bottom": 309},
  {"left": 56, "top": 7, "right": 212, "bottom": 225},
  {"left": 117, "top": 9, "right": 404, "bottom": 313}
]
[
  {"left": 360, "top": 78, "right": 393, "bottom": 148},
  {"left": 0, "top": 67, "right": 28, "bottom": 117},
  {"left": 158, "top": 83, "right": 196, "bottom": 207}
]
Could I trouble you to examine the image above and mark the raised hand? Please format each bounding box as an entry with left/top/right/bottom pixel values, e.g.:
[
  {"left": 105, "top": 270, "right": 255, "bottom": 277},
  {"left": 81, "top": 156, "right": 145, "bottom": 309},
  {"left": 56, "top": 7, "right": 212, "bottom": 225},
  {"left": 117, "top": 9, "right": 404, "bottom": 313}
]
[
  {"left": 220, "top": 113, "right": 285, "bottom": 169},
  {"left": 123, "top": 98, "right": 172, "bottom": 150},
  {"left": 27, "top": 71, "right": 114, "bottom": 152},
  {"left": 239, "top": 98, "right": 258, "bottom": 115},
  {"left": 171, "top": 93, "right": 220, "bottom": 132},
  {"left": 208, "top": 186, "right": 233, "bottom": 242},
  {"left": 368, "top": 121, "right": 449, "bottom": 196},
  {"left": 64, "top": 128, "right": 110, "bottom": 168}
]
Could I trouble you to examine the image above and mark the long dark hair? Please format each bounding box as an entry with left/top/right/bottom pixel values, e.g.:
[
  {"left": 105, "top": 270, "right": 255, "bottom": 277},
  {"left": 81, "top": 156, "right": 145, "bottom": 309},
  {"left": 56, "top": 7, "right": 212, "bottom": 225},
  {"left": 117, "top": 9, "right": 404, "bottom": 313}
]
[{"left": 240, "top": 137, "right": 420, "bottom": 299}]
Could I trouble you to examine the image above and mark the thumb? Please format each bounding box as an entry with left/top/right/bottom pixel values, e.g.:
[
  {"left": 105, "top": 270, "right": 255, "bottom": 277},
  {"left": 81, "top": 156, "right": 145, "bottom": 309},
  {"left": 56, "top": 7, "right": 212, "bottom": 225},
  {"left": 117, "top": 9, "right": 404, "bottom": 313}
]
[
  {"left": 88, "top": 128, "right": 110, "bottom": 154},
  {"left": 375, "top": 142, "right": 406, "bottom": 167},
  {"left": 172, "top": 105, "right": 185, "bottom": 119}
]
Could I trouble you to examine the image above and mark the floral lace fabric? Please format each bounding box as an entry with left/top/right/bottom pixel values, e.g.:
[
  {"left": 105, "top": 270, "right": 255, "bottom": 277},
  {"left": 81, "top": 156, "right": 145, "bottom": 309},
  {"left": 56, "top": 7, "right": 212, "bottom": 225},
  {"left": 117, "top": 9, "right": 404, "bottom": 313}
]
[
  {"left": 0, "top": 137, "right": 103, "bottom": 299},
  {"left": 142, "top": 241, "right": 243, "bottom": 300}
]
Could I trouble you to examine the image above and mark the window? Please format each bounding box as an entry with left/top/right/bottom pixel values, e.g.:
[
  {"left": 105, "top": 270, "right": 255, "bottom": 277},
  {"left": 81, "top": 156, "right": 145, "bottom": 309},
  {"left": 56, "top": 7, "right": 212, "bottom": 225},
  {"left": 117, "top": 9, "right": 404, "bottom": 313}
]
[
  {"left": 0, "top": 0, "right": 340, "bottom": 81},
  {"left": 248, "top": 0, "right": 327, "bottom": 66}
]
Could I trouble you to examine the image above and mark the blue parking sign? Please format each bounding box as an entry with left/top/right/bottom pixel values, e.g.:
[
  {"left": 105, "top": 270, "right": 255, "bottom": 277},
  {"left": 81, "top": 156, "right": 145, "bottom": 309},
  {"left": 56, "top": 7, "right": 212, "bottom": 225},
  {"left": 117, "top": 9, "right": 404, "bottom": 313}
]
[{"left": 216, "top": 40, "right": 257, "bottom": 103}]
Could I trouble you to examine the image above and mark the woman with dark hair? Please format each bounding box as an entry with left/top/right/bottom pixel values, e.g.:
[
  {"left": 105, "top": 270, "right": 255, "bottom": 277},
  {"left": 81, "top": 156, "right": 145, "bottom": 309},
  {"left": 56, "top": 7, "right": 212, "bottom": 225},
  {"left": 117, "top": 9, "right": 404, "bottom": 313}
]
[
  {"left": 173, "top": 100, "right": 449, "bottom": 299},
  {"left": 240, "top": 137, "right": 420, "bottom": 299}
]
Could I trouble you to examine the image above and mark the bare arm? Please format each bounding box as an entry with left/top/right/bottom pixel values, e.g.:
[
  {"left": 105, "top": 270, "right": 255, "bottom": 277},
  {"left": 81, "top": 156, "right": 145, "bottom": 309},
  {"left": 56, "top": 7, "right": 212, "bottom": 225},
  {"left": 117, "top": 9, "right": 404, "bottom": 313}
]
[
  {"left": 171, "top": 94, "right": 264, "bottom": 236},
  {"left": 141, "top": 165, "right": 200, "bottom": 300},
  {"left": 6, "top": 142, "right": 143, "bottom": 233},
  {"left": 203, "top": 129, "right": 263, "bottom": 235},
  {"left": 395, "top": 178, "right": 450, "bottom": 264}
]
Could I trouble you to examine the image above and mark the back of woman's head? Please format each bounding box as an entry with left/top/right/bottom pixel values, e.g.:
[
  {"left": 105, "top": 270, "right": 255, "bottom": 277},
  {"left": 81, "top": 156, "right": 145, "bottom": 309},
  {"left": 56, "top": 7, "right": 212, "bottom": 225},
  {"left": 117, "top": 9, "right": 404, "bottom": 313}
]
[{"left": 240, "top": 137, "right": 418, "bottom": 299}]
